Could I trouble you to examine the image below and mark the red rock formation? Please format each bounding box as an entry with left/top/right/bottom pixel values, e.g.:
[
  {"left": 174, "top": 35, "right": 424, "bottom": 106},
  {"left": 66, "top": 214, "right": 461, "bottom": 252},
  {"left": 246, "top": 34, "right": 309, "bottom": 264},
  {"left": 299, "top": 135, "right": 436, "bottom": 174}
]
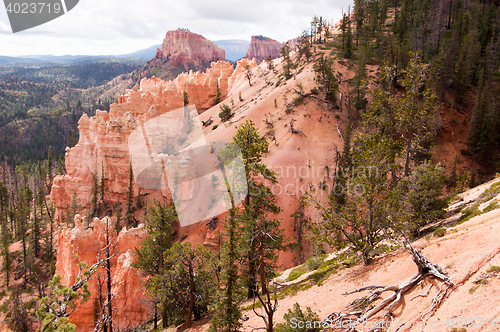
[
  {"left": 49, "top": 57, "right": 264, "bottom": 331},
  {"left": 155, "top": 29, "right": 226, "bottom": 71},
  {"left": 244, "top": 35, "right": 282, "bottom": 63},
  {"left": 50, "top": 61, "right": 234, "bottom": 221},
  {"left": 55, "top": 215, "right": 148, "bottom": 331}
]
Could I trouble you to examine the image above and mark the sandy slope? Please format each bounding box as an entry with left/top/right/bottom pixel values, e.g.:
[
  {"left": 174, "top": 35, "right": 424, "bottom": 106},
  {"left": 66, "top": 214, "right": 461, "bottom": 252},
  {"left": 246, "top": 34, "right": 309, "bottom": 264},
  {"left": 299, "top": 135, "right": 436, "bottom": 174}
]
[{"left": 182, "top": 178, "right": 500, "bottom": 332}]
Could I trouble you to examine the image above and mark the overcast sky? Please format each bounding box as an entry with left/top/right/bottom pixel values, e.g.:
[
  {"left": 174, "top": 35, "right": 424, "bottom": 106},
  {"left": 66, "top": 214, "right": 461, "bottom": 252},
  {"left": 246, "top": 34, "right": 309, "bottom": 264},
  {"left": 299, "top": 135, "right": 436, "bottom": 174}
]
[{"left": 0, "top": 0, "right": 353, "bottom": 57}]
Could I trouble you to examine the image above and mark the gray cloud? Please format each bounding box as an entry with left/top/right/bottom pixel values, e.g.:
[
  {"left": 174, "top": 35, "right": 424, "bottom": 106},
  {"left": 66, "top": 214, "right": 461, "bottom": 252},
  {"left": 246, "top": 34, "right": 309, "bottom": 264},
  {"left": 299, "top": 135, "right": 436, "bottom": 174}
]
[{"left": 0, "top": 0, "right": 353, "bottom": 56}]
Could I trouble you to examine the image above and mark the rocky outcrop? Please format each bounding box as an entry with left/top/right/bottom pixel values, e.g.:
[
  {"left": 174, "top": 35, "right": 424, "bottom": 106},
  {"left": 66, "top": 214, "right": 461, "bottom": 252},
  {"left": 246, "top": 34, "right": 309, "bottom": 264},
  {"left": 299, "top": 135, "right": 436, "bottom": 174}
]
[
  {"left": 244, "top": 35, "right": 282, "bottom": 63},
  {"left": 155, "top": 29, "right": 225, "bottom": 71},
  {"left": 50, "top": 61, "right": 235, "bottom": 222},
  {"left": 136, "top": 29, "right": 226, "bottom": 82},
  {"left": 55, "top": 216, "right": 148, "bottom": 331},
  {"left": 49, "top": 58, "right": 255, "bottom": 330}
]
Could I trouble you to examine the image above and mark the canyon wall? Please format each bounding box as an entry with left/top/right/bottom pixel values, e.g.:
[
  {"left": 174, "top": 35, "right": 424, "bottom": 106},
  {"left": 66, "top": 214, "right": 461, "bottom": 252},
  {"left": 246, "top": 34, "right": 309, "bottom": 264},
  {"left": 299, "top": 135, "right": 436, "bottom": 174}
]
[
  {"left": 136, "top": 29, "right": 226, "bottom": 82},
  {"left": 244, "top": 35, "right": 282, "bottom": 63},
  {"left": 50, "top": 61, "right": 235, "bottom": 221},
  {"left": 55, "top": 216, "right": 148, "bottom": 331},
  {"left": 155, "top": 29, "right": 226, "bottom": 71},
  {"left": 50, "top": 60, "right": 250, "bottom": 330}
]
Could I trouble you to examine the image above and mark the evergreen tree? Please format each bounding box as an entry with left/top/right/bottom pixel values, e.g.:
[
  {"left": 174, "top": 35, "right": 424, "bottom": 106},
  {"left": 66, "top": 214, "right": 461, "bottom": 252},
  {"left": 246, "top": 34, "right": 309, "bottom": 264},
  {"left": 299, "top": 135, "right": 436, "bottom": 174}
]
[
  {"left": 393, "top": 162, "right": 447, "bottom": 237},
  {"left": 213, "top": 87, "right": 222, "bottom": 105},
  {"left": 133, "top": 200, "right": 177, "bottom": 328},
  {"left": 313, "top": 54, "right": 339, "bottom": 101},
  {"left": 46, "top": 146, "right": 53, "bottom": 190},
  {"left": 245, "top": 63, "right": 253, "bottom": 86},
  {"left": 150, "top": 243, "right": 216, "bottom": 328},
  {"left": 219, "top": 104, "right": 233, "bottom": 122},
  {"left": 312, "top": 133, "right": 395, "bottom": 265},
  {"left": 280, "top": 43, "right": 293, "bottom": 80},
  {"left": 90, "top": 173, "right": 98, "bottom": 219},
  {"left": 99, "top": 165, "right": 106, "bottom": 212},
  {"left": 290, "top": 195, "right": 310, "bottom": 264},
  {"left": 354, "top": 0, "right": 366, "bottom": 47},
  {"left": 395, "top": 53, "right": 439, "bottom": 176},
  {"left": 297, "top": 31, "right": 312, "bottom": 63},
  {"left": 344, "top": 16, "right": 354, "bottom": 59},
  {"left": 0, "top": 181, "right": 10, "bottom": 287},
  {"left": 209, "top": 208, "right": 243, "bottom": 332},
  {"left": 351, "top": 47, "right": 369, "bottom": 113},
  {"left": 468, "top": 71, "right": 500, "bottom": 170},
  {"left": 334, "top": 119, "right": 352, "bottom": 207},
  {"left": 219, "top": 119, "right": 278, "bottom": 298},
  {"left": 126, "top": 162, "right": 135, "bottom": 227}
]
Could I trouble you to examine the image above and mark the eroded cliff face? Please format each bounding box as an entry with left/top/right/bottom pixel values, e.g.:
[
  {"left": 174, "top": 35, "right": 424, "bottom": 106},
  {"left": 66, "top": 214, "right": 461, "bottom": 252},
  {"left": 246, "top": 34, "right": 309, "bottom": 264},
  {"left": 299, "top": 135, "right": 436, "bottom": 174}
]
[
  {"left": 156, "top": 29, "right": 226, "bottom": 71},
  {"left": 50, "top": 61, "right": 235, "bottom": 221},
  {"left": 50, "top": 59, "right": 250, "bottom": 331},
  {"left": 55, "top": 216, "right": 148, "bottom": 331},
  {"left": 244, "top": 35, "right": 282, "bottom": 63}
]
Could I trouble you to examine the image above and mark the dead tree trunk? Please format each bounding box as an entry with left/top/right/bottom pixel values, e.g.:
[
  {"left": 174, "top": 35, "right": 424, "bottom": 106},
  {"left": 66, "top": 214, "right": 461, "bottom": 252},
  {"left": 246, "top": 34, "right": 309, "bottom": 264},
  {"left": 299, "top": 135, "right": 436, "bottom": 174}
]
[{"left": 323, "top": 231, "right": 453, "bottom": 331}]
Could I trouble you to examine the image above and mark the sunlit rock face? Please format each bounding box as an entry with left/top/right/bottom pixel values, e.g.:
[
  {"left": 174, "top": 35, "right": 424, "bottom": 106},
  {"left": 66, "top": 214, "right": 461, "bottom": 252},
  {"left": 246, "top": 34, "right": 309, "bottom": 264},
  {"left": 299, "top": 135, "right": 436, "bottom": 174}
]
[
  {"left": 155, "top": 29, "right": 226, "bottom": 71},
  {"left": 50, "top": 61, "right": 236, "bottom": 221}
]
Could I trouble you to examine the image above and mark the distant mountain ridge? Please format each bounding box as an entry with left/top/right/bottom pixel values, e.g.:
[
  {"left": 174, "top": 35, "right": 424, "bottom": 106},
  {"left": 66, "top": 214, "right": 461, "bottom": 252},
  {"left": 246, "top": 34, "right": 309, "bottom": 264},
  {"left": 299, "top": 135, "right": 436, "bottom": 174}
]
[
  {"left": 1, "top": 37, "right": 263, "bottom": 66},
  {"left": 213, "top": 39, "right": 250, "bottom": 61},
  {"left": 0, "top": 45, "right": 162, "bottom": 66}
]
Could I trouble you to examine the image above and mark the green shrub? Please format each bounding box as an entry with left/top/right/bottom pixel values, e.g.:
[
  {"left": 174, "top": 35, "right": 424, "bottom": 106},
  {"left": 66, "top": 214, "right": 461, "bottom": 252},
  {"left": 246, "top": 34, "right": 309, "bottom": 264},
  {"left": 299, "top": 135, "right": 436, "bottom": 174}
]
[
  {"left": 213, "top": 88, "right": 221, "bottom": 104},
  {"left": 460, "top": 203, "right": 481, "bottom": 223},
  {"left": 433, "top": 228, "right": 446, "bottom": 237},
  {"left": 212, "top": 124, "right": 218, "bottom": 130},
  {"left": 372, "top": 244, "right": 399, "bottom": 255},
  {"left": 278, "top": 282, "right": 313, "bottom": 299},
  {"left": 219, "top": 104, "right": 233, "bottom": 122},
  {"left": 487, "top": 265, "right": 500, "bottom": 273},
  {"left": 306, "top": 255, "right": 325, "bottom": 270},
  {"left": 479, "top": 181, "right": 500, "bottom": 203},
  {"left": 288, "top": 265, "right": 308, "bottom": 281},
  {"left": 451, "top": 328, "right": 467, "bottom": 332},
  {"left": 275, "top": 303, "right": 321, "bottom": 332},
  {"left": 292, "top": 95, "right": 304, "bottom": 106},
  {"left": 483, "top": 200, "right": 499, "bottom": 213},
  {"left": 310, "top": 87, "right": 318, "bottom": 94}
]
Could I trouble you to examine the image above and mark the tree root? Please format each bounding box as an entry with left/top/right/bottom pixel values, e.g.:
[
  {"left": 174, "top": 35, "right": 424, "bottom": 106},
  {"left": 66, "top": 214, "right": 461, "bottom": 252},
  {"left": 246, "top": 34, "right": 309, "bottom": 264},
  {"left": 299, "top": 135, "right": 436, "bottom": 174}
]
[{"left": 321, "top": 237, "right": 454, "bottom": 332}]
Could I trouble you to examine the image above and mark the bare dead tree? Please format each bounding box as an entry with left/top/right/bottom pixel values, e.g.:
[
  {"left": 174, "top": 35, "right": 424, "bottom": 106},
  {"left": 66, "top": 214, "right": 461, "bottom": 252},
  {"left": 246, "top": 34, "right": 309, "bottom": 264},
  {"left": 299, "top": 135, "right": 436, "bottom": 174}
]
[
  {"left": 321, "top": 220, "right": 453, "bottom": 332},
  {"left": 246, "top": 283, "right": 279, "bottom": 332},
  {"left": 289, "top": 119, "right": 307, "bottom": 137},
  {"left": 202, "top": 117, "right": 213, "bottom": 127},
  {"left": 206, "top": 216, "right": 218, "bottom": 230},
  {"left": 38, "top": 240, "right": 118, "bottom": 332},
  {"left": 92, "top": 292, "right": 118, "bottom": 332},
  {"left": 93, "top": 217, "right": 117, "bottom": 332}
]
